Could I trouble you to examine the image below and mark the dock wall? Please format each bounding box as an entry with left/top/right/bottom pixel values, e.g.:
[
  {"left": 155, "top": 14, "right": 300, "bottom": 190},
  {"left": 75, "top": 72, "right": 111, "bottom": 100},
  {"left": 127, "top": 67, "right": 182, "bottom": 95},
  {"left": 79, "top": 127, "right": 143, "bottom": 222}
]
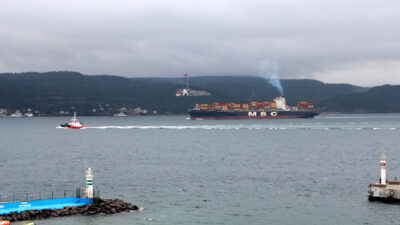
[{"left": 368, "top": 182, "right": 400, "bottom": 201}]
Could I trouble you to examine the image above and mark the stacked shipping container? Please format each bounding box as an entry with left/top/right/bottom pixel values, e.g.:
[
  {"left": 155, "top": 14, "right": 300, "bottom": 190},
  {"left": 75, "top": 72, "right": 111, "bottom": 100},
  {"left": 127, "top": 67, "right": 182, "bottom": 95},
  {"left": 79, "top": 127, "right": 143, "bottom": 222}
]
[
  {"left": 196, "top": 100, "right": 309, "bottom": 111},
  {"left": 297, "top": 102, "right": 314, "bottom": 110}
]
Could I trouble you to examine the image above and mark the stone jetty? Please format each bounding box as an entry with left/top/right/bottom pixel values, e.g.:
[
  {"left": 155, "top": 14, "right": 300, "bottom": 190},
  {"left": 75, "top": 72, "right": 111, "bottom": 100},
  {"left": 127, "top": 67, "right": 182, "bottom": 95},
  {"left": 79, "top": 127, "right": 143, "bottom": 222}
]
[{"left": 0, "top": 198, "right": 139, "bottom": 222}]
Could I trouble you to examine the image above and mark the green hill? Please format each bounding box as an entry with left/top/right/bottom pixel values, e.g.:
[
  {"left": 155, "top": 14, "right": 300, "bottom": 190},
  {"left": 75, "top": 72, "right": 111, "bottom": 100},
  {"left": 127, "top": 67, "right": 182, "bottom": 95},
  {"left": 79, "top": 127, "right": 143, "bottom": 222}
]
[
  {"left": 317, "top": 85, "right": 400, "bottom": 113},
  {"left": 0, "top": 71, "right": 397, "bottom": 115}
]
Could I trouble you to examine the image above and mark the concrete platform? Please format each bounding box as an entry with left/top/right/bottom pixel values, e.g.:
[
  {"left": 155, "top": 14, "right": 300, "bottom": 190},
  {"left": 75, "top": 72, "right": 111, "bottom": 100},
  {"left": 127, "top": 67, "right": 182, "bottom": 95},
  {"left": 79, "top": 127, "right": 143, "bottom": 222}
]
[{"left": 368, "top": 181, "right": 400, "bottom": 202}]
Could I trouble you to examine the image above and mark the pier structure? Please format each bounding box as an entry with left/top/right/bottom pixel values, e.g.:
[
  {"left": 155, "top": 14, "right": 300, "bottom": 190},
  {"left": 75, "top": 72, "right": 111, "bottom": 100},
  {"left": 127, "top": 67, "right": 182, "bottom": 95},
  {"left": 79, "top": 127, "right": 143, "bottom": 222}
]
[{"left": 368, "top": 154, "right": 400, "bottom": 201}]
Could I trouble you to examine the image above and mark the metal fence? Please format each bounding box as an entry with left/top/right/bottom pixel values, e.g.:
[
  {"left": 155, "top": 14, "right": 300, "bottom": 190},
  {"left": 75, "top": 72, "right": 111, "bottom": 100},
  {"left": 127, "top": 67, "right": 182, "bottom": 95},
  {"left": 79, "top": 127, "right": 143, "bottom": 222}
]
[{"left": 0, "top": 188, "right": 100, "bottom": 203}]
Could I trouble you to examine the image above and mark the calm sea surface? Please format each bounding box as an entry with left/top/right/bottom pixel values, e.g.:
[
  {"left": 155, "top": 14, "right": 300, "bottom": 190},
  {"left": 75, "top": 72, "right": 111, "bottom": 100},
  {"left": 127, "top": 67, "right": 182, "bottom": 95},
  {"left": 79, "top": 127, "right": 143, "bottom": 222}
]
[{"left": 1, "top": 114, "right": 400, "bottom": 225}]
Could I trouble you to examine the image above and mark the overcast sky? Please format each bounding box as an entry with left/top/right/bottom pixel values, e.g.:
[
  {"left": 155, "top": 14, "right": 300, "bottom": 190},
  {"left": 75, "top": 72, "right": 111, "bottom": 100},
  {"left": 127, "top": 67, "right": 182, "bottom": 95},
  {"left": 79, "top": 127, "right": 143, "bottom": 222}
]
[{"left": 1, "top": 0, "right": 399, "bottom": 86}]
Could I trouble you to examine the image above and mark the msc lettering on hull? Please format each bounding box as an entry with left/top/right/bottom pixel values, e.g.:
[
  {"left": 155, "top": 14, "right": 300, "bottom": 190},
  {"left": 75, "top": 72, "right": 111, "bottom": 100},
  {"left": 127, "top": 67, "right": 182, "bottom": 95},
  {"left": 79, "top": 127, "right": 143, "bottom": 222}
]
[
  {"left": 248, "top": 112, "right": 257, "bottom": 116},
  {"left": 248, "top": 111, "right": 278, "bottom": 116}
]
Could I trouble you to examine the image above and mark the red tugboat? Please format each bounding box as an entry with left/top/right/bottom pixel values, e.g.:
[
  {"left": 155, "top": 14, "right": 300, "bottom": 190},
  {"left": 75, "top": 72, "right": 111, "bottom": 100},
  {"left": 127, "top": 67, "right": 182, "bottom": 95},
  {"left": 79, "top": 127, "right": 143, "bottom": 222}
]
[{"left": 60, "top": 112, "right": 88, "bottom": 129}]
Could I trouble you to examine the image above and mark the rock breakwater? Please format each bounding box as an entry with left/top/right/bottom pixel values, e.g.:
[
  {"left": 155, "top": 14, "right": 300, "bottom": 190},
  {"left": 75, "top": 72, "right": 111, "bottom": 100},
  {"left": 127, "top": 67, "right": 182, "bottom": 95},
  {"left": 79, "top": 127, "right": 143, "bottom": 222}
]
[{"left": 0, "top": 198, "right": 139, "bottom": 222}]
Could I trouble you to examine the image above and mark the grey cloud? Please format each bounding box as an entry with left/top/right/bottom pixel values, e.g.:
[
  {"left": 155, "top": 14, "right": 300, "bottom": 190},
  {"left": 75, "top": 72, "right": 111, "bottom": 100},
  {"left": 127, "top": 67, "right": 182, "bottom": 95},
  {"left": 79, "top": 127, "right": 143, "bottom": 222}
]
[{"left": 0, "top": 0, "right": 399, "bottom": 85}]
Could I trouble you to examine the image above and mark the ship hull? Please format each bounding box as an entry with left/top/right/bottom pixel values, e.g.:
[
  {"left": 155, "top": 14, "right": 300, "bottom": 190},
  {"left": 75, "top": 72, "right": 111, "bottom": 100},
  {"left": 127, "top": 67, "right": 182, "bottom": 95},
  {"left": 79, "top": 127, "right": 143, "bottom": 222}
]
[
  {"left": 189, "top": 110, "right": 319, "bottom": 120},
  {"left": 60, "top": 124, "right": 88, "bottom": 129}
]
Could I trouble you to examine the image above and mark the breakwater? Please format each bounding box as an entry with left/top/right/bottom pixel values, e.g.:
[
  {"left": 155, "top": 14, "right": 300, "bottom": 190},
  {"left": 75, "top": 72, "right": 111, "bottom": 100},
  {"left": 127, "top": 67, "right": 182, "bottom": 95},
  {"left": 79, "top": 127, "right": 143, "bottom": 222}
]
[
  {"left": 0, "top": 198, "right": 139, "bottom": 222},
  {"left": 0, "top": 197, "right": 93, "bottom": 215}
]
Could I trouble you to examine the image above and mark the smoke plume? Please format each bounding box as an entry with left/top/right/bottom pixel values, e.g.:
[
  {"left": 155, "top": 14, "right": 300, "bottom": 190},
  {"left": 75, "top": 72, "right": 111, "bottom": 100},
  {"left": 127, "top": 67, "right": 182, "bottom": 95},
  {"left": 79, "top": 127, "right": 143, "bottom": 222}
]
[{"left": 258, "top": 59, "right": 284, "bottom": 96}]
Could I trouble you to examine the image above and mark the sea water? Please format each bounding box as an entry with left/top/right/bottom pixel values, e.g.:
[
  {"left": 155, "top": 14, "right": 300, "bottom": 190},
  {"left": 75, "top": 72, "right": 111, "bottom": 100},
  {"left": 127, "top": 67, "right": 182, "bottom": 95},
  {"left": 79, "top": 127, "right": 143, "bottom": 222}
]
[{"left": 1, "top": 114, "right": 400, "bottom": 225}]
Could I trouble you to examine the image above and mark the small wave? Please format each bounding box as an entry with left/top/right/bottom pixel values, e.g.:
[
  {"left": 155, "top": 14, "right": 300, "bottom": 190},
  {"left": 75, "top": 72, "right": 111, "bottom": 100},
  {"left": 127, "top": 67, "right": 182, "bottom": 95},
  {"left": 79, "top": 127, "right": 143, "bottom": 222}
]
[
  {"left": 83, "top": 125, "right": 400, "bottom": 131},
  {"left": 319, "top": 116, "right": 369, "bottom": 119},
  {"left": 319, "top": 115, "right": 400, "bottom": 119}
]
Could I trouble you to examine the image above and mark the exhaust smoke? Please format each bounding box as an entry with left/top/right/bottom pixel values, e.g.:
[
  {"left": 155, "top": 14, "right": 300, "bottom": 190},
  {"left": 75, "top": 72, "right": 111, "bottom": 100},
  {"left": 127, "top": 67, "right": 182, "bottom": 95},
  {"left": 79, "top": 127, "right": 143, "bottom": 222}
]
[{"left": 258, "top": 59, "right": 284, "bottom": 96}]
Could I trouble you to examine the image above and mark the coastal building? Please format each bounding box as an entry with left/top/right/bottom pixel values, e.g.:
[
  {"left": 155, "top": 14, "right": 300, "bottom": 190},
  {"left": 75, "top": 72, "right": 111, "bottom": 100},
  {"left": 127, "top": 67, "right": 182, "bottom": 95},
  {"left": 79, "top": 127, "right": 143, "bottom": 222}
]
[
  {"left": 114, "top": 112, "right": 127, "bottom": 117},
  {"left": 24, "top": 112, "right": 33, "bottom": 117},
  {"left": 0, "top": 108, "right": 7, "bottom": 117},
  {"left": 10, "top": 110, "right": 23, "bottom": 117}
]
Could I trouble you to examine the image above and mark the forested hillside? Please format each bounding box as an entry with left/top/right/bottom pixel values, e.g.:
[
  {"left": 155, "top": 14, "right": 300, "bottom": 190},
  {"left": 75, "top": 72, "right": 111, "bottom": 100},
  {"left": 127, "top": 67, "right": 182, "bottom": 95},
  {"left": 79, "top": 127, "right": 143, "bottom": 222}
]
[{"left": 0, "top": 71, "right": 397, "bottom": 115}]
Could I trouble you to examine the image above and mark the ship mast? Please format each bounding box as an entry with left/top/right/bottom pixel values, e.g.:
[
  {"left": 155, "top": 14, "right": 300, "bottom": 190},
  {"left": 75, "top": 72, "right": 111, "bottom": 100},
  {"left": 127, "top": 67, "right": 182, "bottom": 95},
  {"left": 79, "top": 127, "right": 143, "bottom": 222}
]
[
  {"left": 184, "top": 73, "right": 189, "bottom": 89},
  {"left": 72, "top": 112, "right": 77, "bottom": 123}
]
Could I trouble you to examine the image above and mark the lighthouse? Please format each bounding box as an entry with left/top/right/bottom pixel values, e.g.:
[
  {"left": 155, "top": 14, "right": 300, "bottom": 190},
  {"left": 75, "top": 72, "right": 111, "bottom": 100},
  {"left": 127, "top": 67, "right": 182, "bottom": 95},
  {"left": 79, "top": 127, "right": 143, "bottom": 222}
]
[
  {"left": 85, "top": 168, "right": 94, "bottom": 198},
  {"left": 380, "top": 154, "right": 386, "bottom": 185}
]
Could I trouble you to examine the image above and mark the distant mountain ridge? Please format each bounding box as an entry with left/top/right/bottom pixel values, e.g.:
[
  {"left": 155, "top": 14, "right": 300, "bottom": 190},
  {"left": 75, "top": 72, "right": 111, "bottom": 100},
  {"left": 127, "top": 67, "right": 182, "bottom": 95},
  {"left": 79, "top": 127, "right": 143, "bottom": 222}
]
[
  {"left": 317, "top": 85, "right": 400, "bottom": 113},
  {"left": 0, "top": 71, "right": 398, "bottom": 116}
]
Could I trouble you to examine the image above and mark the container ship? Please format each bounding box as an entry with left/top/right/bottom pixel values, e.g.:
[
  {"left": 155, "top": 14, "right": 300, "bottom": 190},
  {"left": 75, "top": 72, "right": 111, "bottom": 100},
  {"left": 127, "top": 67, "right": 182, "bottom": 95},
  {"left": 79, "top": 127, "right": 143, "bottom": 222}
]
[{"left": 189, "top": 97, "right": 319, "bottom": 119}]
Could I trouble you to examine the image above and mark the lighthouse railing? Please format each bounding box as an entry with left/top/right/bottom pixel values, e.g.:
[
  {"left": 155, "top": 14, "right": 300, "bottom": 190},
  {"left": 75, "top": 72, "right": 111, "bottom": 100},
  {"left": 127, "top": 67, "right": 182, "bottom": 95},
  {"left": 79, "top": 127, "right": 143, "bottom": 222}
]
[{"left": 0, "top": 188, "right": 100, "bottom": 204}]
